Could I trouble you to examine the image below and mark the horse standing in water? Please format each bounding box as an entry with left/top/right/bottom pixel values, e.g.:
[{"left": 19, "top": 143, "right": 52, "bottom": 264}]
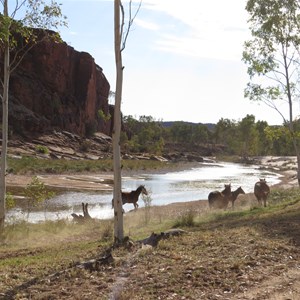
[
  {"left": 112, "top": 185, "right": 148, "bottom": 210},
  {"left": 254, "top": 178, "right": 270, "bottom": 207},
  {"left": 208, "top": 184, "right": 232, "bottom": 209},
  {"left": 230, "top": 186, "right": 246, "bottom": 209}
]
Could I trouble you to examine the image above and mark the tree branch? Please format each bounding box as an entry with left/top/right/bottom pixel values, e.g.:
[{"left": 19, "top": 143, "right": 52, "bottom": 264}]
[{"left": 121, "top": 0, "right": 142, "bottom": 52}]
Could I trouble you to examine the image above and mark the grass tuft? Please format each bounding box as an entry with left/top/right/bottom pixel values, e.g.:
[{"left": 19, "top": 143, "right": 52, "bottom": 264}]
[{"left": 173, "top": 210, "right": 196, "bottom": 228}]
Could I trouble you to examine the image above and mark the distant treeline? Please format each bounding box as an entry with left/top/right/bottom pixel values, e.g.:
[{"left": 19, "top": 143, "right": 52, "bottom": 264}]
[{"left": 121, "top": 114, "right": 298, "bottom": 157}]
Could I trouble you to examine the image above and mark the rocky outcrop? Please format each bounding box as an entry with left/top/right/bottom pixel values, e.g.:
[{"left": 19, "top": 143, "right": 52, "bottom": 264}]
[
  {"left": 8, "top": 131, "right": 113, "bottom": 161},
  {"left": 3, "top": 30, "right": 111, "bottom": 137}
]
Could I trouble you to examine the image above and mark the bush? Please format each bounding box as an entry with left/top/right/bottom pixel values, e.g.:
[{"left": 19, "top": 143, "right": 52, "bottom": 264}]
[
  {"left": 173, "top": 210, "right": 196, "bottom": 227},
  {"left": 35, "top": 145, "right": 49, "bottom": 154},
  {"left": 24, "top": 176, "right": 55, "bottom": 221},
  {"left": 142, "top": 189, "right": 153, "bottom": 224},
  {"left": 6, "top": 193, "right": 15, "bottom": 210}
]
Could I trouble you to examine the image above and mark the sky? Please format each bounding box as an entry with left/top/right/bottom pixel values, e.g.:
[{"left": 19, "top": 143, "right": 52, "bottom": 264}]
[{"left": 56, "top": 0, "right": 286, "bottom": 125}]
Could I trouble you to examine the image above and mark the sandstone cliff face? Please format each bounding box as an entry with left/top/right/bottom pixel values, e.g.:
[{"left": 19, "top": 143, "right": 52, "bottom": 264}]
[{"left": 6, "top": 35, "right": 111, "bottom": 137}]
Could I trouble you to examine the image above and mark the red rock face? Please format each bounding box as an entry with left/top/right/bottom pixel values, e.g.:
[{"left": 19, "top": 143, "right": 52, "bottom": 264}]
[{"left": 6, "top": 34, "right": 111, "bottom": 137}]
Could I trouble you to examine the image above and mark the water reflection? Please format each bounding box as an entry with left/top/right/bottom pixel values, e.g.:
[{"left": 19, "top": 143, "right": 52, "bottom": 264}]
[{"left": 7, "top": 161, "right": 282, "bottom": 223}]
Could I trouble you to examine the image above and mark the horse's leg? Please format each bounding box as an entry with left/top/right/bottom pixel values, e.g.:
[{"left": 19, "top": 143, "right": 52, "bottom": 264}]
[
  {"left": 208, "top": 197, "right": 215, "bottom": 209},
  {"left": 224, "top": 199, "right": 229, "bottom": 210},
  {"left": 256, "top": 196, "right": 261, "bottom": 206},
  {"left": 112, "top": 199, "right": 114, "bottom": 209}
]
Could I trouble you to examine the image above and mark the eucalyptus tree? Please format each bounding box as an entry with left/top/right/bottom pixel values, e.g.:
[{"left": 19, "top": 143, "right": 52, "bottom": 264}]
[
  {"left": 113, "top": 0, "right": 141, "bottom": 242},
  {"left": 213, "top": 118, "right": 237, "bottom": 153},
  {"left": 243, "top": 0, "right": 300, "bottom": 184},
  {"left": 255, "top": 120, "right": 271, "bottom": 155},
  {"left": 0, "top": 0, "right": 66, "bottom": 230},
  {"left": 237, "top": 114, "right": 259, "bottom": 157}
]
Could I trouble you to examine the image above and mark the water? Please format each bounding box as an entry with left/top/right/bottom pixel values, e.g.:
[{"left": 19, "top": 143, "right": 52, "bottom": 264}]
[{"left": 7, "top": 161, "right": 282, "bottom": 223}]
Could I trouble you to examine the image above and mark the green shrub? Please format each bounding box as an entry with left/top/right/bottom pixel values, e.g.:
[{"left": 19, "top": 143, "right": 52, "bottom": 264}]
[
  {"left": 6, "top": 192, "right": 15, "bottom": 210},
  {"left": 24, "top": 176, "right": 55, "bottom": 220},
  {"left": 35, "top": 145, "right": 49, "bottom": 154}
]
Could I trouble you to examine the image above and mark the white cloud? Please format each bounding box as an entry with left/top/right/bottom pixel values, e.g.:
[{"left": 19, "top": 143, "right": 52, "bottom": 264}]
[
  {"left": 155, "top": 30, "right": 246, "bottom": 61},
  {"left": 134, "top": 18, "right": 160, "bottom": 31},
  {"left": 142, "top": 0, "right": 250, "bottom": 61}
]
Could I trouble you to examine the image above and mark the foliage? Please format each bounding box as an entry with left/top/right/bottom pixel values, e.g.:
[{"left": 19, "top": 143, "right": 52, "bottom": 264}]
[
  {"left": 122, "top": 115, "right": 165, "bottom": 154},
  {"left": 142, "top": 189, "right": 152, "bottom": 224},
  {"left": 162, "top": 121, "right": 211, "bottom": 151},
  {"left": 98, "top": 109, "right": 111, "bottom": 122},
  {"left": 0, "top": 1, "right": 67, "bottom": 71},
  {"left": 5, "top": 192, "right": 15, "bottom": 210},
  {"left": 121, "top": 114, "right": 300, "bottom": 157},
  {"left": 264, "top": 125, "right": 294, "bottom": 155},
  {"left": 35, "top": 144, "right": 49, "bottom": 154},
  {"left": 23, "top": 176, "right": 55, "bottom": 220},
  {"left": 238, "top": 114, "right": 259, "bottom": 157},
  {"left": 243, "top": 0, "right": 300, "bottom": 184}
]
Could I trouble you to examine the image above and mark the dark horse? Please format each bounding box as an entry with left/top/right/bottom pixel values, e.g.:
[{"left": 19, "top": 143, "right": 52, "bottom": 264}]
[
  {"left": 112, "top": 185, "right": 148, "bottom": 210},
  {"left": 230, "top": 186, "right": 245, "bottom": 209},
  {"left": 208, "top": 184, "right": 232, "bottom": 209},
  {"left": 254, "top": 178, "right": 270, "bottom": 207}
]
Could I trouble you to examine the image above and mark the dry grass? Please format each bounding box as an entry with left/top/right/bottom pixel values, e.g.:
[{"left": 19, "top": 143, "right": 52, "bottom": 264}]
[{"left": 1, "top": 189, "right": 300, "bottom": 299}]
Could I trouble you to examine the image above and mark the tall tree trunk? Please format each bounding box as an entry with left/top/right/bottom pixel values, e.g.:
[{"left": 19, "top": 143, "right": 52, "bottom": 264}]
[
  {"left": 291, "top": 137, "right": 300, "bottom": 186},
  {"left": 0, "top": 0, "right": 9, "bottom": 231},
  {"left": 113, "top": 0, "right": 124, "bottom": 242}
]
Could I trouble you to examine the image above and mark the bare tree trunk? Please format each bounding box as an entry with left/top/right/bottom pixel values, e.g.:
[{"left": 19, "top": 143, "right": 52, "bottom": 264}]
[
  {"left": 292, "top": 138, "right": 300, "bottom": 186},
  {"left": 0, "top": 0, "right": 9, "bottom": 231},
  {"left": 113, "top": 0, "right": 124, "bottom": 242}
]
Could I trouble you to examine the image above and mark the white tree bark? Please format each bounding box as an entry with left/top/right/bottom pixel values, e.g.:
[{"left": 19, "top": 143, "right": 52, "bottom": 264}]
[
  {"left": 113, "top": 0, "right": 124, "bottom": 242},
  {"left": 0, "top": 0, "right": 9, "bottom": 230}
]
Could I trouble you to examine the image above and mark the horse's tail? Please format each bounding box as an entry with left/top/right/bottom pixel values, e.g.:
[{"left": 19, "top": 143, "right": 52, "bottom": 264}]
[{"left": 208, "top": 191, "right": 218, "bottom": 208}]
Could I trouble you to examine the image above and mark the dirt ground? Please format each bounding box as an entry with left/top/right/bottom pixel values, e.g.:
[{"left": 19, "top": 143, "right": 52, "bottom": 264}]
[
  {"left": 2, "top": 196, "right": 300, "bottom": 300},
  {"left": 1, "top": 156, "right": 300, "bottom": 299}
]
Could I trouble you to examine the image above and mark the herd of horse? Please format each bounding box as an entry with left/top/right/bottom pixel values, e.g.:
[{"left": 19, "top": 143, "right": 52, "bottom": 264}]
[
  {"left": 111, "top": 178, "right": 271, "bottom": 211},
  {"left": 208, "top": 178, "right": 270, "bottom": 209}
]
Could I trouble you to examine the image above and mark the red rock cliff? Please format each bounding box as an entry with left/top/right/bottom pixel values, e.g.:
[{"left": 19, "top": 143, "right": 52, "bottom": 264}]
[{"left": 3, "top": 33, "right": 111, "bottom": 137}]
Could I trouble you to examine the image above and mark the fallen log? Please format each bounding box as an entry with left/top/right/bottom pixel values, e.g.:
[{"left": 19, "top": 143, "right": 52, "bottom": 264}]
[
  {"left": 77, "top": 250, "right": 113, "bottom": 271},
  {"left": 137, "top": 228, "right": 187, "bottom": 247}
]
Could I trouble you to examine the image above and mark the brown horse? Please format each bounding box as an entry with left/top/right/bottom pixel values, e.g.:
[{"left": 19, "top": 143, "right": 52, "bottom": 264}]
[
  {"left": 230, "top": 186, "right": 245, "bottom": 209},
  {"left": 254, "top": 178, "right": 270, "bottom": 207},
  {"left": 112, "top": 185, "right": 148, "bottom": 210},
  {"left": 208, "top": 184, "right": 232, "bottom": 209}
]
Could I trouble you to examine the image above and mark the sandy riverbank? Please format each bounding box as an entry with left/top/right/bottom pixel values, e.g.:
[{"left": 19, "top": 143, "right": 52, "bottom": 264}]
[
  {"left": 6, "top": 156, "right": 298, "bottom": 205},
  {"left": 257, "top": 156, "right": 298, "bottom": 188},
  {"left": 7, "top": 156, "right": 298, "bottom": 191},
  {"left": 148, "top": 156, "right": 298, "bottom": 215}
]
